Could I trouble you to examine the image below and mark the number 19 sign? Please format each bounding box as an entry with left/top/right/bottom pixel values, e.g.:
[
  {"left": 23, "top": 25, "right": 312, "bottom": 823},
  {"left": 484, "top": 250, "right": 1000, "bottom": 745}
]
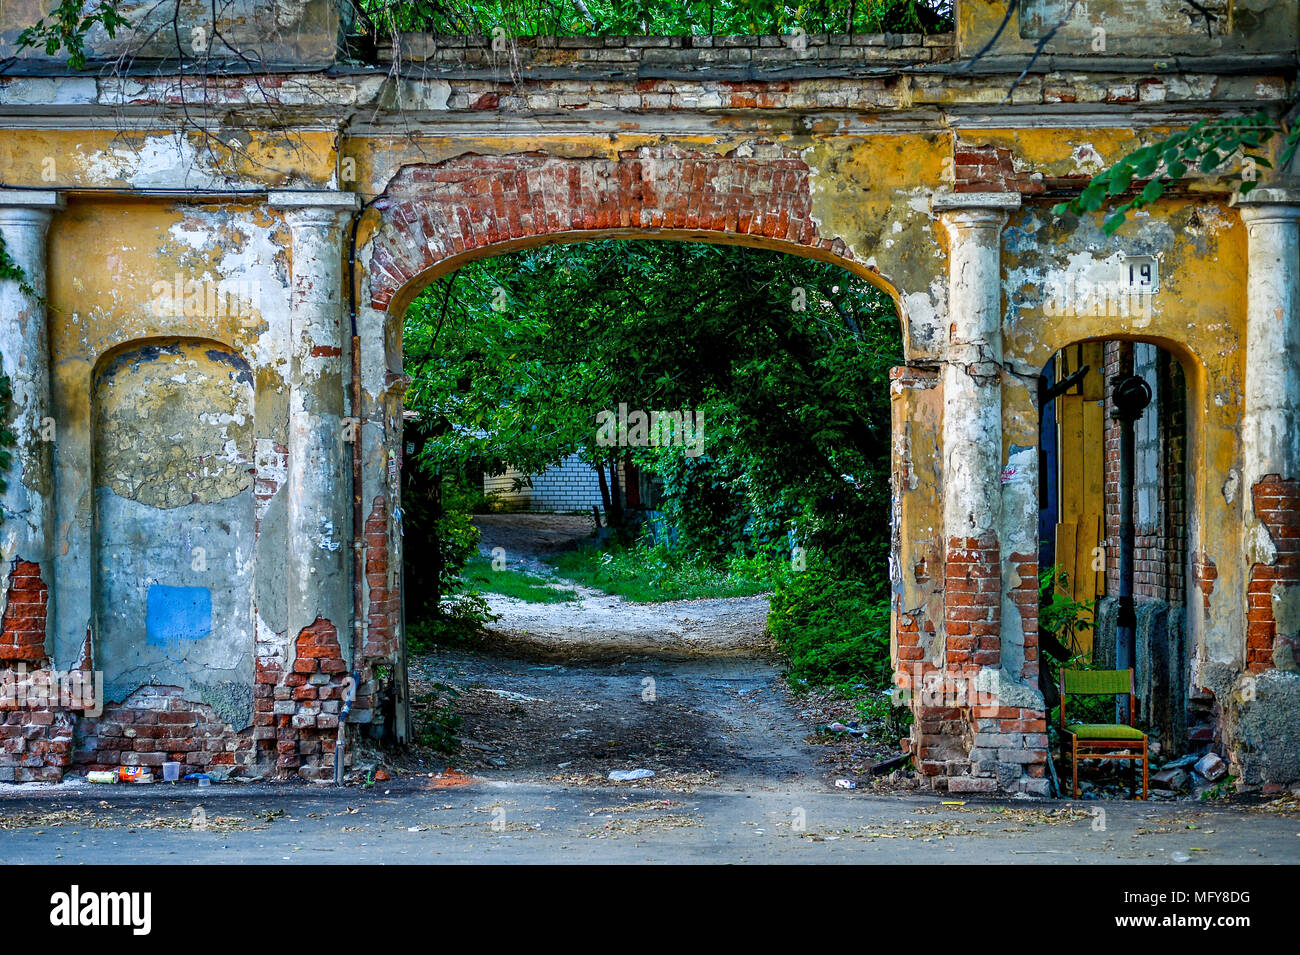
[{"left": 1121, "top": 255, "right": 1158, "bottom": 293}]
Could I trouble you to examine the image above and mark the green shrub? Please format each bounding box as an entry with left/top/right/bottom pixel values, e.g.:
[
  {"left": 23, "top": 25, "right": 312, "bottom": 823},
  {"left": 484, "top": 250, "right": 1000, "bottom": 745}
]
[
  {"left": 768, "top": 551, "right": 892, "bottom": 693},
  {"left": 406, "top": 591, "right": 496, "bottom": 653},
  {"left": 412, "top": 683, "right": 463, "bottom": 753}
]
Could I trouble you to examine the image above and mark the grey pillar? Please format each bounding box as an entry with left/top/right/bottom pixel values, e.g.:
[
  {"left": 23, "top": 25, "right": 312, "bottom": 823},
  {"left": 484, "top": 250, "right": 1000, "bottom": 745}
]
[
  {"left": 270, "top": 191, "right": 360, "bottom": 652},
  {"left": 934, "top": 193, "right": 1020, "bottom": 548},
  {"left": 0, "top": 191, "right": 64, "bottom": 628},
  {"left": 1234, "top": 189, "right": 1300, "bottom": 491}
]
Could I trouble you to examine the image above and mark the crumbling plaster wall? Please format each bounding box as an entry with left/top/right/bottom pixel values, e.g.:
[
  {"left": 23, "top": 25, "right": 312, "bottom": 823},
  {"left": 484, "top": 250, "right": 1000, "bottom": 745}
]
[
  {"left": 0, "top": 4, "right": 1290, "bottom": 781},
  {"left": 1001, "top": 192, "right": 1246, "bottom": 677},
  {"left": 43, "top": 196, "right": 296, "bottom": 754},
  {"left": 959, "top": 0, "right": 1296, "bottom": 58}
]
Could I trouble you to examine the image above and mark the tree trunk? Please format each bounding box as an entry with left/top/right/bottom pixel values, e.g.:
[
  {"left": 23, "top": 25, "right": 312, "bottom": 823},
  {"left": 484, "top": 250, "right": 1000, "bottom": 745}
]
[
  {"left": 623, "top": 453, "right": 641, "bottom": 509},
  {"left": 607, "top": 454, "right": 624, "bottom": 530},
  {"left": 595, "top": 458, "right": 612, "bottom": 518}
]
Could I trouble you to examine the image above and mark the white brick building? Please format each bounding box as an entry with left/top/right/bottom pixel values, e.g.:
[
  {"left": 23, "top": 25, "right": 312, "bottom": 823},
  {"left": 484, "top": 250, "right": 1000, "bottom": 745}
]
[{"left": 484, "top": 453, "right": 631, "bottom": 513}]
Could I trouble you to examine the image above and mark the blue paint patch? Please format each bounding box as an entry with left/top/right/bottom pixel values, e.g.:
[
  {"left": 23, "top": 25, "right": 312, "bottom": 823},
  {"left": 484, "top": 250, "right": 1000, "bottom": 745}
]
[{"left": 145, "top": 585, "right": 212, "bottom": 647}]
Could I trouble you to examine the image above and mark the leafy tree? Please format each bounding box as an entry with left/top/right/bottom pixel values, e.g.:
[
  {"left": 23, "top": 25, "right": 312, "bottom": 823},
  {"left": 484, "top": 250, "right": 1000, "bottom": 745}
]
[
  {"left": 356, "top": 0, "right": 952, "bottom": 37},
  {"left": 12, "top": 0, "right": 128, "bottom": 70},
  {"left": 1054, "top": 111, "right": 1298, "bottom": 234},
  {"left": 400, "top": 239, "right": 903, "bottom": 622}
]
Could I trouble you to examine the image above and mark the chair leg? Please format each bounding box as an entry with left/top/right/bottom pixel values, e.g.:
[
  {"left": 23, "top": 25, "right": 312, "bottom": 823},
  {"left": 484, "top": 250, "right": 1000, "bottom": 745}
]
[
  {"left": 1129, "top": 755, "right": 1136, "bottom": 800},
  {"left": 1072, "top": 739, "right": 1079, "bottom": 798},
  {"left": 1141, "top": 742, "right": 1148, "bottom": 800}
]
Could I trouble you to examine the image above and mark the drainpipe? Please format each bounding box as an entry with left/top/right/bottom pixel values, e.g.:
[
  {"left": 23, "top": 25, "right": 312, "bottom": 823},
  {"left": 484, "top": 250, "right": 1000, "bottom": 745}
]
[
  {"left": 1111, "top": 373, "right": 1151, "bottom": 722},
  {"left": 344, "top": 189, "right": 381, "bottom": 783}
]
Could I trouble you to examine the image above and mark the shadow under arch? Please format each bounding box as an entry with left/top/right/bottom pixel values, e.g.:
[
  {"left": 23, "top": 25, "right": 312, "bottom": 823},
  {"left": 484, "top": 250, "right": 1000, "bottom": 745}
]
[{"left": 91, "top": 334, "right": 253, "bottom": 386}]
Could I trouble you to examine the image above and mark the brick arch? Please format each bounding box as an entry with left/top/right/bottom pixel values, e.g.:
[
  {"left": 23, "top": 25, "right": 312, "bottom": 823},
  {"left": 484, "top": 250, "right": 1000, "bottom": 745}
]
[{"left": 363, "top": 145, "right": 899, "bottom": 316}]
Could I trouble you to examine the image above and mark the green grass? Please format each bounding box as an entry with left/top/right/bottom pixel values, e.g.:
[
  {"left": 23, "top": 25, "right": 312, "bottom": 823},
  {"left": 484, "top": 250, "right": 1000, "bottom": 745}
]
[
  {"left": 548, "top": 542, "right": 773, "bottom": 603},
  {"left": 462, "top": 556, "right": 579, "bottom": 603}
]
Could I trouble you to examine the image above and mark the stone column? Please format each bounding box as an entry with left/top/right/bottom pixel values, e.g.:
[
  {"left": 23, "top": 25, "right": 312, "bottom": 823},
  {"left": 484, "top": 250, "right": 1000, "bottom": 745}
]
[
  {"left": 934, "top": 193, "right": 1019, "bottom": 668},
  {"left": 929, "top": 192, "right": 1047, "bottom": 796},
  {"left": 1234, "top": 188, "right": 1300, "bottom": 674},
  {"left": 270, "top": 191, "right": 360, "bottom": 657},
  {"left": 0, "top": 190, "right": 63, "bottom": 659}
]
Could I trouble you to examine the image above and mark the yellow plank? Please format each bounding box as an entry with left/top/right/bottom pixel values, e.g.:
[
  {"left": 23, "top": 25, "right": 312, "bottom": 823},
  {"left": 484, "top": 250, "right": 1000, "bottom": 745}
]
[
  {"left": 1057, "top": 395, "right": 1085, "bottom": 521},
  {"left": 1074, "top": 513, "right": 1102, "bottom": 659},
  {"left": 1055, "top": 521, "right": 1078, "bottom": 597},
  {"left": 1082, "top": 397, "right": 1105, "bottom": 509},
  {"left": 1080, "top": 342, "right": 1105, "bottom": 399}
]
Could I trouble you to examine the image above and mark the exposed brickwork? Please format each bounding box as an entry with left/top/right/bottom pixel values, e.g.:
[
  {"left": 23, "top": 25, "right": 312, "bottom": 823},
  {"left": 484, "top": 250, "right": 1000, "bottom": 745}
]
[
  {"left": 888, "top": 365, "right": 1045, "bottom": 792},
  {"left": 368, "top": 146, "right": 858, "bottom": 309},
  {"left": 1138, "top": 351, "right": 1186, "bottom": 603},
  {"left": 379, "top": 32, "right": 955, "bottom": 83},
  {"left": 954, "top": 142, "right": 1046, "bottom": 195},
  {"left": 1102, "top": 341, "right": 1130, "bottom": 593},
  {"left": 73, "top": 686, "right": 250, "bottom": 773},
  {"left": 0, "top": 560, "right": 48, "bottom": 663},
  {"left": 968, "top": 703, "right": 1050, "bottom": 795},
  {"left": 1246, "top": 475, "right": 1300, "bottom": 673},
  {"left": 1009, "top": 551, "right": 1040, "bottom": 686},
  {"left": 945, "top": 533, "right": 1002, "bottom": 667},
  {"left": 281, "top": 618, "right": 350, "bottom": 781},
  {"left": 0, "top": 708, "right": 74, "bottom": 782},
  {"left": 0, "top": 562, "right": 69, "bottom": 781},
  {"left": 365, "top": 495, "right": 398, "bottom": 660}
]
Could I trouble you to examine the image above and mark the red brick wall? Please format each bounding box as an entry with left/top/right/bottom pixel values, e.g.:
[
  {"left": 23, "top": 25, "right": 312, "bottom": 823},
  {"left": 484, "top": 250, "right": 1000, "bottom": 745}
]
[
  {"left": 953, "top": 141, "right": 1046, "bottom": 195},
  {"left": 1, "top": 709, "right": 74, "bottom": 782},
  {"left": 1102, "top": 340, "right": 1128, "bottom": 592},
  {"left": 1246, "top": 476, "right": 1300, "bottom": 673},
  {"left": 281, "top": 618, "right": 350, "bottom": 781},
  {"left": 1010, "top": 550, "right": 1040, "bottom": 686},
  {"left": 1101, "top": 342, "right": 1188, "bottom": 603},
  {"left": 945, "top": 533, "right": 1002, "bottom": 670},
  {"left": 1, "top": 560, "right": 48, "bottom": 663},
  {"left": 0, "top": 561, "right": 68, "bottom": 782},
  {"left": 367, "top": 146, "right": 859, "bottom": 310},
  {"left": 73, "top": 687, "right": 250, "bottom": 774},
  {"left": 364, "top": 495, "right": 398, "bottom": 660}
]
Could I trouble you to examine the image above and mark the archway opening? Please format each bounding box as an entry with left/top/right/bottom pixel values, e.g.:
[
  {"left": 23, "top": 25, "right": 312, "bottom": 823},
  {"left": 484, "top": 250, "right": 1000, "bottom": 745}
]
[
  {"left": 386, "top": 236, "right": 913, "bottom": 788},
  {"left": 1037, "top": 338, "right": 1202, "bottom": 797}
]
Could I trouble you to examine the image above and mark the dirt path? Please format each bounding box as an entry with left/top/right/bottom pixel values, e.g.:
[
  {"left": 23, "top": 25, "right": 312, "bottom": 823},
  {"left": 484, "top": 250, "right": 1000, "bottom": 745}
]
[
  {"left": 472, "top": 513, "right": 772, "bottom": 659},
  {"left": 411, "top": 650, "right": 822, "bottom": 790},
  {"left": 400, "top": 514, "right": 870, "bottom": 791}
]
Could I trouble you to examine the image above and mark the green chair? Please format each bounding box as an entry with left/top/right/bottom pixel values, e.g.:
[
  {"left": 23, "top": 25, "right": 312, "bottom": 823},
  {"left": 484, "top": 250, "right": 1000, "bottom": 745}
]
[{"left": 1060, "top": 668, "right": 1148, "bottom": 800}]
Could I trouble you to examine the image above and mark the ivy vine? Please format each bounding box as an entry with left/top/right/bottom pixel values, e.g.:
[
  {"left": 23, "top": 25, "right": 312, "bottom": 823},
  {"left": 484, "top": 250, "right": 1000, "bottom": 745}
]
[{"left": 1054, "top": 111, "right": 1300, "bottom": 234}]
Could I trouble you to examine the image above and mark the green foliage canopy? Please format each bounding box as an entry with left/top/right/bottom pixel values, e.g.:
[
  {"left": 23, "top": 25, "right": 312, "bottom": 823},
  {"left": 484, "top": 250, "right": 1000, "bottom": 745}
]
[{"left": 402, "top": 239, "right": 902, "bottom": 581}]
